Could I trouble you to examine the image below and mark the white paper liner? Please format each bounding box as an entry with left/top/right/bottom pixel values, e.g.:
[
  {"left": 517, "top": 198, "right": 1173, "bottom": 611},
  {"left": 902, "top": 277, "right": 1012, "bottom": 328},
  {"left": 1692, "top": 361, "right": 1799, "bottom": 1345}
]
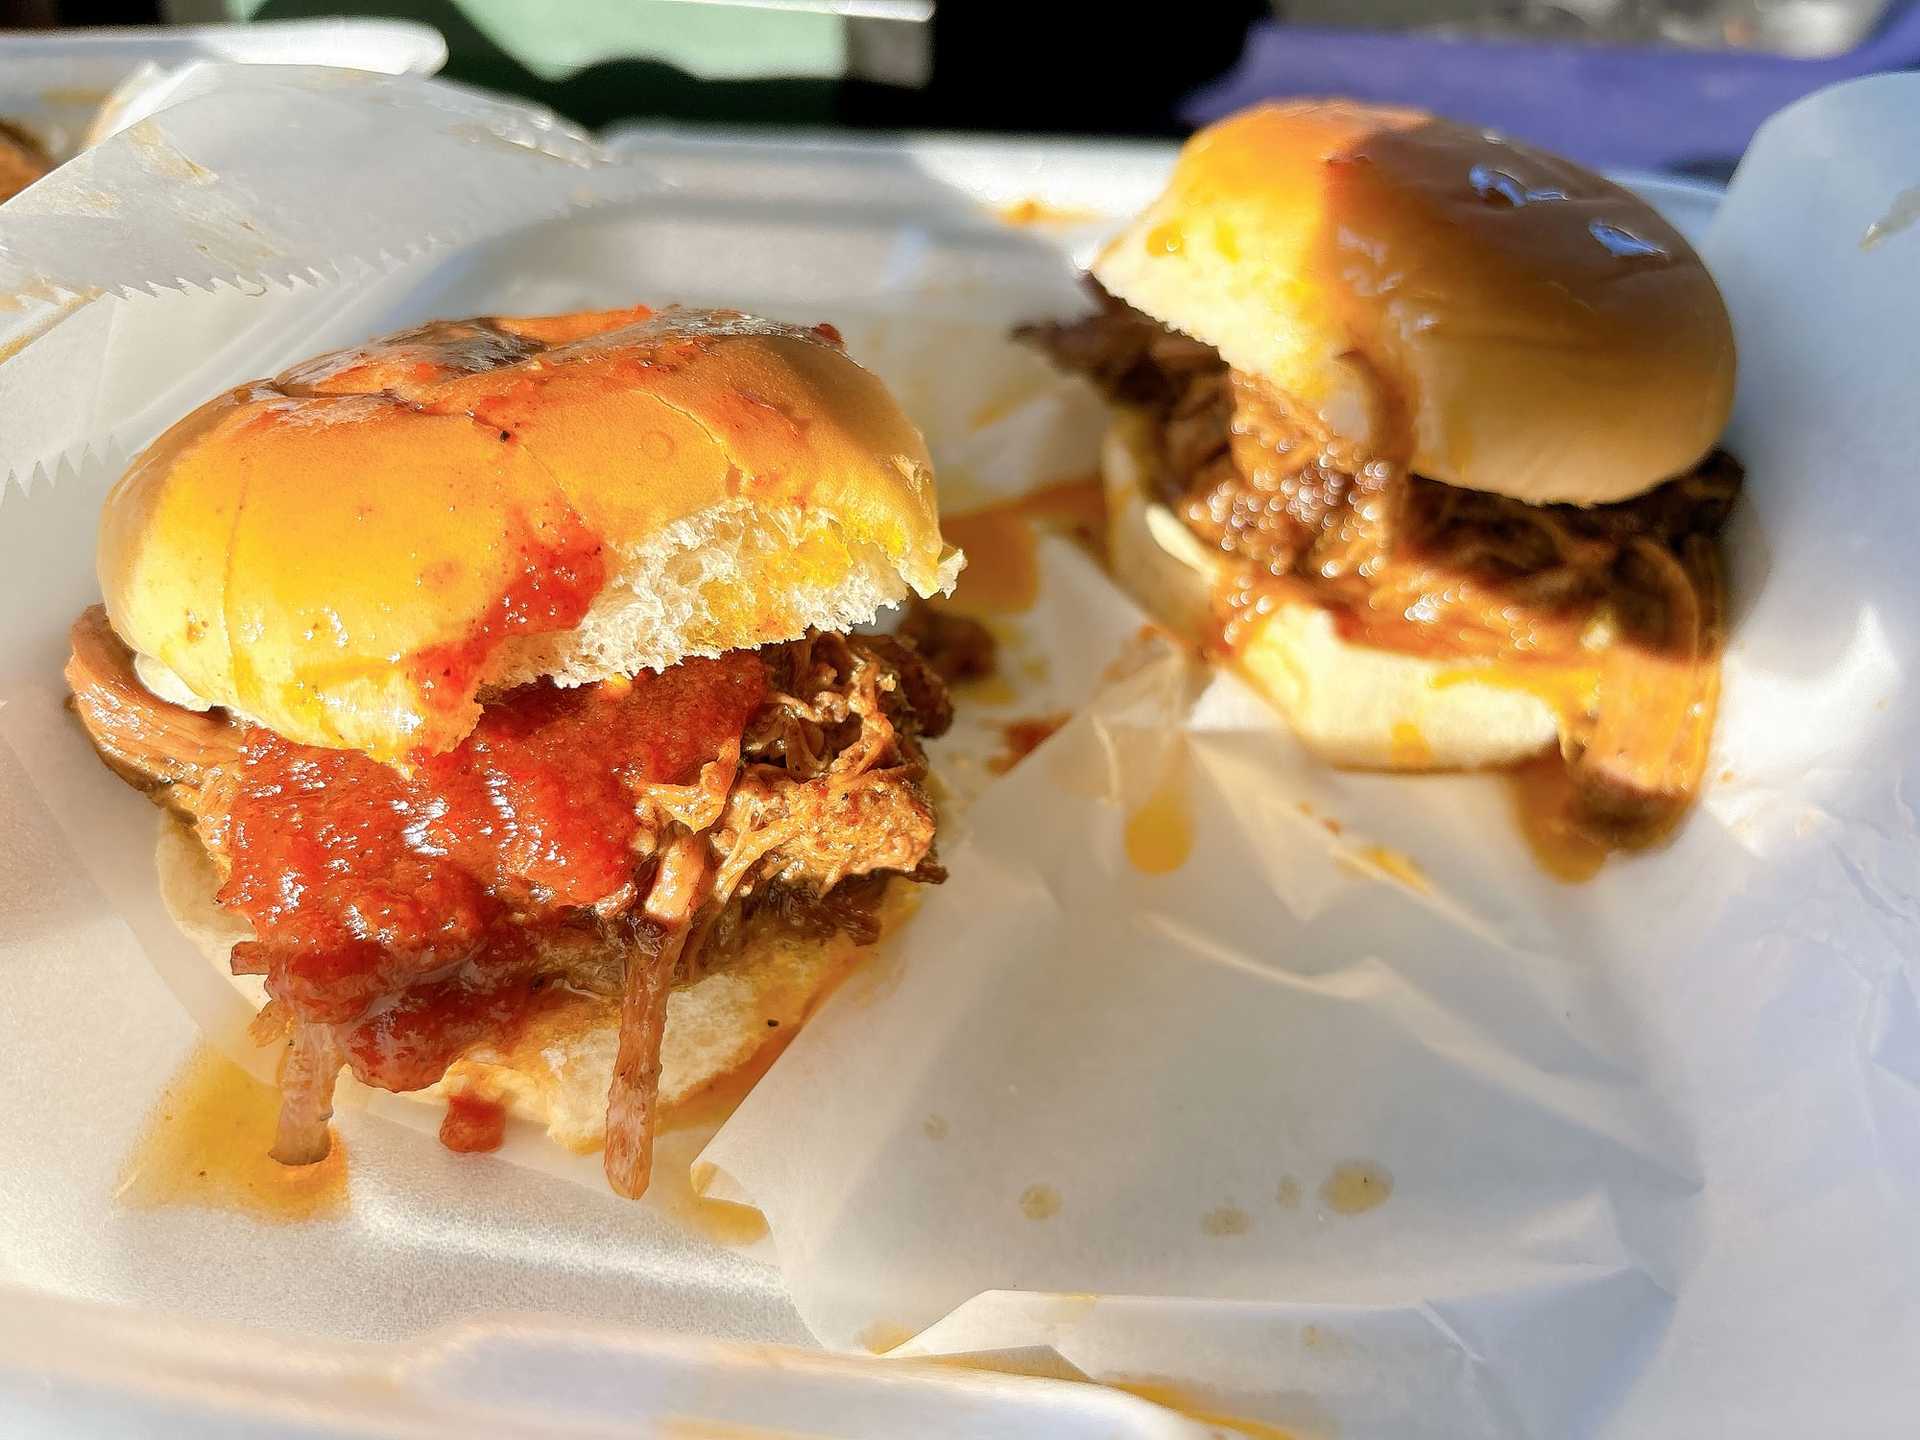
[{"left": 2, "top": 62, "right": 1918, "bottom": 1438}]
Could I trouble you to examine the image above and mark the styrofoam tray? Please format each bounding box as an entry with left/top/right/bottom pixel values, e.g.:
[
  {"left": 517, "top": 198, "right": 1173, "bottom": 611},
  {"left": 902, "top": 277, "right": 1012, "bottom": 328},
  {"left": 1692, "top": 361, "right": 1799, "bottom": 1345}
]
[
  {"left": 16, "top": 68, "right": 1918, "bottom": 1438},
  {"left": 0, "top": 115, "right": 1720, "bottom": 1432}
]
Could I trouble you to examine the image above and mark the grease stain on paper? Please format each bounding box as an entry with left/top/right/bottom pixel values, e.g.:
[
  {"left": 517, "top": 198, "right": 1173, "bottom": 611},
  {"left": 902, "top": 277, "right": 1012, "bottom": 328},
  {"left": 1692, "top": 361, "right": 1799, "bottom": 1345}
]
[
  {"left": 1275, "top": 1176, "right": 1302, "bottom": 1209},
  {"left": 657, "top": 1146, "right": 771, "bottom": 1249},
  {"left": 126, "top": 119, "right": 216, "bottom": 184},
  {"left": 1125, "top": 754, "right": 1194, "bottom": 874},
  {"left": 1296, "top": 801, "right": 1343, "bottom": 838},
  {"left": 839, "top": 947, "right": 908, "bottom": 1010},
  {"left": 1320, "top": 1161, "right": 1393, "bottom": 1215},
  {"left": 956, "top": 669, "right": 1019, "bottom": 707},
  {"left": 939, "top": 477, "right": 1105, "bottom": 616},
  {"left": 858, "top": 1321, "right": 917, "bottom": 1354},
  {"left": 683, "top": 1195, "right": 771, "bottom": 1249},
  {"left": 657, "top": 1418, "right": 821, "bottom": 1439},
  {"left": 1337, "top": 843, "right": 1430, "bottom": 893},
  {"left": 1861, "top": 187, "right": 1920, "bottom": 250},
  {"left": 1201, "top": 1204, "right": 1252, "bottom": 1237},
  {"left": 1019, "top": 1183, "right": 1062, "bottom": 1220}
]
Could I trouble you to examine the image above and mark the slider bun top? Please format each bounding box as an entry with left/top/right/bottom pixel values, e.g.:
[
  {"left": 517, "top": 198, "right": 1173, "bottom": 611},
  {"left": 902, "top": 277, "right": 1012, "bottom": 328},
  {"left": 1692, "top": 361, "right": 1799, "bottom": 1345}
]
[
  {"left": 99, "top": 306, "right": 959, "bottom": 762},
  {"left": 1093, "top": 100, "right": 1735, "bottom": 507}
]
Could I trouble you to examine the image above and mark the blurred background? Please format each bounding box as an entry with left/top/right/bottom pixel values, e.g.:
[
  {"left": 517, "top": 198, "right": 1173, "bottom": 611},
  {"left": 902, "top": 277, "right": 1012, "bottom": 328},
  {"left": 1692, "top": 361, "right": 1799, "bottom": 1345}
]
[{"left": 5, "top": 0, "right": 1918, "bottom": 175}]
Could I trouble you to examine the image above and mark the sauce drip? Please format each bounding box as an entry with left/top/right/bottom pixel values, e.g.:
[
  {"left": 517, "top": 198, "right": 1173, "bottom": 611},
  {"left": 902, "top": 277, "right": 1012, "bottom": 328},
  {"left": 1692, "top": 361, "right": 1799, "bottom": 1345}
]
[
  {"left": 938, "top": 477, "right": 1105, "bottom": 616},
  {"left": 117, "top": 1045, "right": 348, "bottom": 1222},
  {"left": 217, "top": 655, "right": 766, "bottom": 1090},
  {"left": 988, "top": 712, "right": 1072, "bottom": 775},
  {"left": 410, "top": 509, "right": 609, "bottom": 719},
  {"left": 995, "top": 197, "right": 1103, "bottom": 227},
  {"left": 1389, "top": 720, "right": 1433, "bottom": 768},
  {"left": 1124, "top": 752, "right": 1194, "bottom": 875},
  {"left": 858, "top": 1322, "right": 917, "bottom": 1355},
  {"left": 1508, "top": 753, "right": 1608, "bottom": 884},
  {"left": 681, "top": 1197, "right": 771, "bottom": 1248},
  {"left": 439, "top": 1091, "right": 508, "bottom": 1154}
]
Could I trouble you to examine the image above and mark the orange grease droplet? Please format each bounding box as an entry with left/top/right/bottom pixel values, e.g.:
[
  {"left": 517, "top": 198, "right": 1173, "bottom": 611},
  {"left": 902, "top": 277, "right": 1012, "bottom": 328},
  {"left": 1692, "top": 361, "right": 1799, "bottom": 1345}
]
[{"left": 117, "top": 1045, "right": 347, "bottom": 1223}]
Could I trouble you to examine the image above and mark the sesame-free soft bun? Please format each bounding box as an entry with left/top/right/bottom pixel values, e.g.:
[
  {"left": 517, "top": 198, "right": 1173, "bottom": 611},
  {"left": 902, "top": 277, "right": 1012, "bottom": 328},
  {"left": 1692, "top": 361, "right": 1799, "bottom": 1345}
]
[
  {"left": 100, "top": 306, "right": 960, "bottom": 762},
  {"left": 1093, "top": 101, "right": 1735, "bottom": 507}
]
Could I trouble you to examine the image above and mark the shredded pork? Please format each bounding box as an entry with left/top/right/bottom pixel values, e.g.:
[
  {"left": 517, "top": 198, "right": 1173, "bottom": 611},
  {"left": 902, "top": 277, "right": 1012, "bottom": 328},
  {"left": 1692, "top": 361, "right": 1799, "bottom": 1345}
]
[
  {"left": 66, "top": 610, "right": 950, "bottom": 1193},
  {"left": 1019, "top": 281, "right": 1741, "bottom": 843}
]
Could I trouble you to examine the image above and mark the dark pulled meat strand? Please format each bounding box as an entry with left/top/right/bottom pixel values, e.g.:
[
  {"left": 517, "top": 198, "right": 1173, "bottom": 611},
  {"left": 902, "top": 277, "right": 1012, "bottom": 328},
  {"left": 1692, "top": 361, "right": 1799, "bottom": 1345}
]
[
  {"left": 896, "top": 600, "right": 996, "bottom": 686},
  {"left": 66, "top": 613, "right": 951, "bottom": 1190},
  {"left": 1015, "top": 280, "right": 1224, "bottom": 415},
  {"left": 1020, "top": 284, "right": 1399, "bottom": 579},
  {"left": 64, "top": 608, "right": 241, "bottom": 811}
]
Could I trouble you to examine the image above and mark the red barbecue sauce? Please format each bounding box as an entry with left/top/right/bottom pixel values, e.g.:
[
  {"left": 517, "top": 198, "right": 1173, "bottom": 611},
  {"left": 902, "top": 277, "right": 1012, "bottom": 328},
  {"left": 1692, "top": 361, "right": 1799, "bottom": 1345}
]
[
  {"left": 439, "top": 1092, "right": 510, "bottom": 1154},
  {"left": 411, "top": 512, "right": 609, "bottom": 717},
  {"left": 218, "top": 653, "right": 766, "bottom": 1094}
]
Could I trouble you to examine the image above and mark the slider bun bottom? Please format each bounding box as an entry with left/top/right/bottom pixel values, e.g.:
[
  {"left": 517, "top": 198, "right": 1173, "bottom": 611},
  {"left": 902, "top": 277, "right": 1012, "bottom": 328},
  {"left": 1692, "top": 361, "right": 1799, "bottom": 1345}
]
[
  {"left": 157, "top": 820, "right": 902, "bottom": 1152},
  {"left": 1103, "top": 410, "right": 1560, "bottom": 772}
]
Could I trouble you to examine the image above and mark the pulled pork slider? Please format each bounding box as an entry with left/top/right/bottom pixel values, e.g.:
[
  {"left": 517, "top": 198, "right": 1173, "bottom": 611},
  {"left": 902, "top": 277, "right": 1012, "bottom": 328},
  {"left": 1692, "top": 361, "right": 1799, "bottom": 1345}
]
[
  {"left": 68, "top": 305, "right": 962, "bottom": 1197},
  {"left": 1022, "top": 100, "right": 1740, "bottom": 853}
]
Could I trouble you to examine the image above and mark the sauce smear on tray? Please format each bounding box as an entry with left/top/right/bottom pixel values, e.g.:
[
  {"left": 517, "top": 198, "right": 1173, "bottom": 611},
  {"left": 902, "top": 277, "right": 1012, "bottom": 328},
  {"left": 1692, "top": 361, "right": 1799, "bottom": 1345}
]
[{"left": 117, "top": 1045, "right": 348, "bottom": 1222}]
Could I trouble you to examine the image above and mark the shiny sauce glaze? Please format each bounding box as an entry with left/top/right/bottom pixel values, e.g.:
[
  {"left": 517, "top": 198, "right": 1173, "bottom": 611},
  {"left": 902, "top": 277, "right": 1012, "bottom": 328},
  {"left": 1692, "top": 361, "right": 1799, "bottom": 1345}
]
[
  {"left": 439, "top": 1091, "right": 510, "bottom": 1154},
  {"left": 409, "top": 510, "right": 609, "bottom": 718},
  {"left": 216, "top": 655, "right": 766, "bottom": 1090}
]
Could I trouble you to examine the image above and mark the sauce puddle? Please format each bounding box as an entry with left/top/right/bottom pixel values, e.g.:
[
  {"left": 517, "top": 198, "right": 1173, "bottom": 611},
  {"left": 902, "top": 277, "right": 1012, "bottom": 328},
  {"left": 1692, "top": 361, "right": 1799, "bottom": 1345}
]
[
  {"left": 1018, "top": 1183, "right": 1062, "bottom": 1220},
  {"left": 938, "top": 476, "right": 1105, "bottom": 616},
  {"left": 1340, "top": 843, "right": 1430, "bottom": 893},
  {"left": 1124, "top": 750, "right": 1194, "bottom": 875},
  {"left": 1319, "top": 1160, "right": 1393, "bottom": 1216},
  {"left": 117, "top": 1044, "right": 347, "bottom": 1222},
  {"left": 1508, "top": 754, "right": 1607, "bottom": 884}
]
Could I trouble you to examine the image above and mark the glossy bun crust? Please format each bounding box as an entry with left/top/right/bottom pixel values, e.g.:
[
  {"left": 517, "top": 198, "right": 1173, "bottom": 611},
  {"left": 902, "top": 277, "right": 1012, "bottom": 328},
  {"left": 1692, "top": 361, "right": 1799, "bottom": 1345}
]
[
  {"left": 100, "top": 306, "right": 959, "bottom": 762},
  {"left": 1094, "top": 101, "right": 1735, "bottom": 505}
]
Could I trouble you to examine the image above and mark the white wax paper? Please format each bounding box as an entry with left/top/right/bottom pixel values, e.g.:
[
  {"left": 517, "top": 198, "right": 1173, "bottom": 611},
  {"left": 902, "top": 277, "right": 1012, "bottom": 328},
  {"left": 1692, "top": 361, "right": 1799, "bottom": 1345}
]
[{"left": 1, "top": 63, "right": 1917, "bottom": 1440}]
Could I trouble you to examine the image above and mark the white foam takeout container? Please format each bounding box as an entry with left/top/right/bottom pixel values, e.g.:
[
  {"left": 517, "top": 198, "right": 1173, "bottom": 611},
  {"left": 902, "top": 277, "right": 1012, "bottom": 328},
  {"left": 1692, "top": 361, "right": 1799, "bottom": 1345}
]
[
  {"left": 0, "top": 64, "right": 1917, "bottom": 1439},
  {"left": 0, "top": 19, "right": 445, "bottom": 166}
]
